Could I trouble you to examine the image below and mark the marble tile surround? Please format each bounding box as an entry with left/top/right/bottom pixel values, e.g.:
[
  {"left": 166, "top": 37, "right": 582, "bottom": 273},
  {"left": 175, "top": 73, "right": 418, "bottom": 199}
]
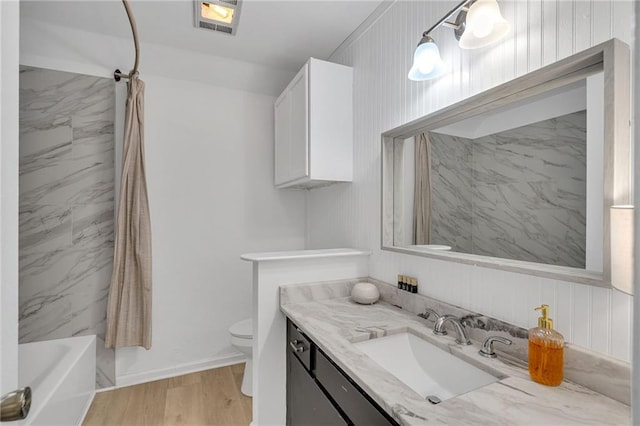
[
  {"left": 428, "top": 133, "right": 473, "bottom": 253},
  {"left": 280, "top": 277, "right": 630, "bottom": 406},
  {"left": 426, "top": 111, "right": 587, "bottom": 268},
  {"left": 19, "top": 66, "right": 115, "bottom": 388}
]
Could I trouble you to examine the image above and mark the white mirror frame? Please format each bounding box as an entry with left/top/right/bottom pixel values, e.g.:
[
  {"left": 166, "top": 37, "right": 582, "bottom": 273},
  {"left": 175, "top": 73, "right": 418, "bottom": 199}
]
[{"left": 381, "top": 38, "right": 630, "bottom": 287}]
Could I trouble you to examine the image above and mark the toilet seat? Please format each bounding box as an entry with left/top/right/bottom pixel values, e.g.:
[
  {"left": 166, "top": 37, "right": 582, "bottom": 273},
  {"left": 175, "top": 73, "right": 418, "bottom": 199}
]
[{"left": 230, "top": 318, "right": 252, "bottom": 339}]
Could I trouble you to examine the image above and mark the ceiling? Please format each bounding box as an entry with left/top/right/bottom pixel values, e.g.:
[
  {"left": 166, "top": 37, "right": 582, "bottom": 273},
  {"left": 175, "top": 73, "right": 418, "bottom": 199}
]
[{"left": 21, "top": 0, "right": 384, "bottom": 72}]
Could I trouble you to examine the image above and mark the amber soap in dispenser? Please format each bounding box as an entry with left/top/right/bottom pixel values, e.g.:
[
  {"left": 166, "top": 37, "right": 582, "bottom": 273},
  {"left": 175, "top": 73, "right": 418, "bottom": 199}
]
[{"left": 528, "top": 304, "right": 564, "bottom": 386}]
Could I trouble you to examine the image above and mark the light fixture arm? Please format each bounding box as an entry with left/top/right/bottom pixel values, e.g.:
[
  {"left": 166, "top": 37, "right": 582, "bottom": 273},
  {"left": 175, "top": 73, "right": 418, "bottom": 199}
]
[{"left": 422, "top": 0, "right": 474, "bottom": 36}]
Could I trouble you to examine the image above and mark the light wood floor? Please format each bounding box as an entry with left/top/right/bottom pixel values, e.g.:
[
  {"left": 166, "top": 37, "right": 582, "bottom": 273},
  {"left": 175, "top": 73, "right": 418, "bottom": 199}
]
[{"left": 83, "top": 364, "right": 252, "bottom": 426}]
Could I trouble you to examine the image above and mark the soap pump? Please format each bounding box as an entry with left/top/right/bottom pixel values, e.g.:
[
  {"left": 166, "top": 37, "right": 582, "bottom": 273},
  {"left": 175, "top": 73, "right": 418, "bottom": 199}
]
[{"left": 528, "top": 304, "right": 564, "bottom": 386}]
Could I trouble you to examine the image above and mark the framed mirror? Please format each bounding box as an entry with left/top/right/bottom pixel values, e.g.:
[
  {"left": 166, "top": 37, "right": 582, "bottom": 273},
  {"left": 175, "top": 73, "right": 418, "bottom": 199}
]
[{"left": 381, "top": 39, "right": 630, "bottom": 287}]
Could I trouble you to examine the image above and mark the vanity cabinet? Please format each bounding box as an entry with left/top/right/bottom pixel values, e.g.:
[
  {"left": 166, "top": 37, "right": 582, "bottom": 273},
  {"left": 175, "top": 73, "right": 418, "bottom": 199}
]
[
  {"left": 286, "top": 319, "right": 397, "bottom": 426},
  {"left": 287, "top": 344, "right": 347, "bottom": 425},
  {"left": 274, "top": 58, "right": 353, "bottom": 189}
]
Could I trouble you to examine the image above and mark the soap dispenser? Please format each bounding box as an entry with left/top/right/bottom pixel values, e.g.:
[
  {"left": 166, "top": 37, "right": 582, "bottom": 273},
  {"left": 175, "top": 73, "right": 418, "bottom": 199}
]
[{"left": 528, "top": 304, "right": 564, "bottom": 386}]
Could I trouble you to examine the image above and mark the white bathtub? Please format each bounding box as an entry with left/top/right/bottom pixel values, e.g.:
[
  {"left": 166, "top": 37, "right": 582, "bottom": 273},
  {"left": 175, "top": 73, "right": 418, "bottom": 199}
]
[{"left": 18, "top": 335, "right": 96, "bottom": 425}]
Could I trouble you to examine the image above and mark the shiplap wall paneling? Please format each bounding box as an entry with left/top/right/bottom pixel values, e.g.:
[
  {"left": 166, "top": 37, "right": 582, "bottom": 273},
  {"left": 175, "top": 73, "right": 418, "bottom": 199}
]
[{"left": 310, "top": 0, "right": 634, "bottom": 361}]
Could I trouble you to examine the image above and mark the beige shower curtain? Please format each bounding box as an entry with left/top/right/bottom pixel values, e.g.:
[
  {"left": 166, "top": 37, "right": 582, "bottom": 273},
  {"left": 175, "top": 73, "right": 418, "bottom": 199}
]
[
  {"left": 413, "top": 133, "right": 432, "bottom": 245},
  {"left": 105, "top": 74, "right": 152, "bottom": 349}
]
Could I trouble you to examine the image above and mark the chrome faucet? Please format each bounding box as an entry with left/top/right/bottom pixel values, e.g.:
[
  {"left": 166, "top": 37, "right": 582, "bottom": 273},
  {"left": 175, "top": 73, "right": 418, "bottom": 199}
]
[
  {"left": 433, "top": 315, "right": 472, "bottom": 345},
  {"left": 418, "top": 308, "right": 441, "bottom": 321},
  {"left": 479, "top": 336, "right": 512, "bottom": 358}
]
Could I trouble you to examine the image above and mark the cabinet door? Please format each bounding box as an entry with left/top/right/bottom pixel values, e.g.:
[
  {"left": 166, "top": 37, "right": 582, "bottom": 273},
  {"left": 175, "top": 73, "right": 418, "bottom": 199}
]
[
  {"left": 274, "top": 92, "right": 291, "bottom": 185},
  {"left": 315, "top": 350, "right": 395, "bottom": 425},
  {"left": 287, "top": 64, "right": 309, "bottom": 182},
  {"left": 287, "top": 351, "right": 347, "bottom": 426}
]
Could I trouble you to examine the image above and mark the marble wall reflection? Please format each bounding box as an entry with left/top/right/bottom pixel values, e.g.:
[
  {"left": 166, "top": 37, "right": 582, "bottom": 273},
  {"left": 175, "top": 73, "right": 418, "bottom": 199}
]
[
  {"left": 428, "top": 111, "right": 587, "bottom": 268},
  {"left": 19, "top": 66, "right": 115, "bottom": 387},
  {"left": 429, "top": 133, "right": 473, "bottom": 253}
]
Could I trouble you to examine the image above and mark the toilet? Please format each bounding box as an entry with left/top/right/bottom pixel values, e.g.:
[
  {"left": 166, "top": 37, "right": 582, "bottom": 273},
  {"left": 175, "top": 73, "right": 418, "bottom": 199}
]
[{"left": 229, "top": 318, "right": 253, "bottom": 397}]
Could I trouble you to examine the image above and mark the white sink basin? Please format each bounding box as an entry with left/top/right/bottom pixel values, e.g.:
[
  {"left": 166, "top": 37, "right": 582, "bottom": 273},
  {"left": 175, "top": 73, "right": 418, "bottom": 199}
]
[{"left": 354, "top": 332, "right": 499, "bottom": 402}]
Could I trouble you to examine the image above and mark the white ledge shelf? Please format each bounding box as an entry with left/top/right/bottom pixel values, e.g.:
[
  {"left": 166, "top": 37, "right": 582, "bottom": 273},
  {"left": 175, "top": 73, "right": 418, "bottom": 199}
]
[{"left": 240, "top": 248, "right": 370, "bottom": 262}]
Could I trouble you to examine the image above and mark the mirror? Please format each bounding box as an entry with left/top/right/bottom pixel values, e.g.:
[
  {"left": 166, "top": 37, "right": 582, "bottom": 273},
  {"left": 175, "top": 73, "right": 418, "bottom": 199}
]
[{"left": 382, "top": 39, "right": 630, "bottom": 287}]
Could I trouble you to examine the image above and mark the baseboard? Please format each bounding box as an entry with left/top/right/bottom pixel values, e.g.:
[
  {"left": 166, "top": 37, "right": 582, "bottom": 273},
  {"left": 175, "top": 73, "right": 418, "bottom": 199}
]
[{"left": 112, "top": 353, "right": 247, "bottom": 389}]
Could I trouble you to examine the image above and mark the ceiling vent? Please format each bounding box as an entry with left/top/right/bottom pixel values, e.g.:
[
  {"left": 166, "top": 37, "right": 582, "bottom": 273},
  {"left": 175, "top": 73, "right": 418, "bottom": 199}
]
[{"left": 195, "top": 0, "right": 242, "bottom": 36}]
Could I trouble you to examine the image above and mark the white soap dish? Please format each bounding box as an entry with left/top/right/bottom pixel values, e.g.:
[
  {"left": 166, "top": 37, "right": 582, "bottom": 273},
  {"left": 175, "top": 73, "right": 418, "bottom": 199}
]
[{"left": 351, "top": 282, "right": 380, "bottom": 305}]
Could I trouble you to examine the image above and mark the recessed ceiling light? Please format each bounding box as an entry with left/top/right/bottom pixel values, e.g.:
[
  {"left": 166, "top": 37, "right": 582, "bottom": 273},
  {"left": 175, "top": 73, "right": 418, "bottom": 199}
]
[{"left": 195, "top": 0, "right": 242, "bottom": 35}]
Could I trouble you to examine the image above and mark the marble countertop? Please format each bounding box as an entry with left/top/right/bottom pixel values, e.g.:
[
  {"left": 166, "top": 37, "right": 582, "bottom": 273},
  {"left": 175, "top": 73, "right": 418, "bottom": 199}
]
[
  {"left": 280, "top": 297, "right": 630, "bottom": 425},
  {"left": 240, "top": 248, "right": 370, "bottom": 262}
]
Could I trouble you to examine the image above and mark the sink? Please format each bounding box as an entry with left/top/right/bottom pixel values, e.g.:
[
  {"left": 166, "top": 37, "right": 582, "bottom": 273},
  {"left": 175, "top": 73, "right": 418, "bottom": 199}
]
[{"left": 354, "top": 332, "right": 499, "bottom": 402}]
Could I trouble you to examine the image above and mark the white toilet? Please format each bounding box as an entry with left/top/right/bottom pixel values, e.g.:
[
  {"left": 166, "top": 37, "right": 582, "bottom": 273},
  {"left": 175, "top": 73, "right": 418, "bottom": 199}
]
[{"left": 229, "top": 318, "right": 253, "bottom": 397}]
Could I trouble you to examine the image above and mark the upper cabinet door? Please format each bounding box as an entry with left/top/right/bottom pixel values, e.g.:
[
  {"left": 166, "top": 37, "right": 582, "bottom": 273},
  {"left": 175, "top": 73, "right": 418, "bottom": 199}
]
[
  {"left": 274, "top": 64, "right": 309, "bottom": 186},
  {"left": 274, "top": 58, "right": 352, "bottom": 189},
  {"left": 274, "top": 91, "right": 291, "bottom": 186},
  {"left": 287, "top": 65, "right": 309, "bottom": 183}
]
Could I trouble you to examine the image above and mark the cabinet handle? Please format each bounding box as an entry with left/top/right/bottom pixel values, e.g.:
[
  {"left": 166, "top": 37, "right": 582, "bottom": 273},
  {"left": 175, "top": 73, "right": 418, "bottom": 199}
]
[{"left": 289, "top": 340, "right": 305, "bottom": 353}]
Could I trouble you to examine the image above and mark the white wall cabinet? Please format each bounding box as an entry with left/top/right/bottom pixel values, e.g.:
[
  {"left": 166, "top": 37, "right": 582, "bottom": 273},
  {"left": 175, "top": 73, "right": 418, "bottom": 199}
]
[{"left": 274, "top": 58, "right": 353, "bottom": 189}]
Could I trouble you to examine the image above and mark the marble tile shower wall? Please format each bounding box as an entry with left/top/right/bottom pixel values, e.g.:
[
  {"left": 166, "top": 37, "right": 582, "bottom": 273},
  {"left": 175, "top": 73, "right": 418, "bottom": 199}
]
[
  {"left": 309, "top": 0, "right": 634, "bottom": 361},
  {"left": 471, "top": 111, "right": 587, "bottom": 267},
  {"left": 429, "top": 132, "right": 473, "bottom": 253},
  {"left": 429, "top": 111, "right": 587, "bottom": 268},
  {"left": 19, "top": 66, "right": 115, "bottom": 387}
]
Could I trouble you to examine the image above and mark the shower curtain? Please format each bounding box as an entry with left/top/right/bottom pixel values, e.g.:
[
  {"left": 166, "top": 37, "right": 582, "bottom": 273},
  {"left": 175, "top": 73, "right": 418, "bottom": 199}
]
[
  {"left": 413, "top": 132, "right": 432, "bottom": 245},
  {"left": 105, "top": 74, "right": 152, "bottom": 349}
]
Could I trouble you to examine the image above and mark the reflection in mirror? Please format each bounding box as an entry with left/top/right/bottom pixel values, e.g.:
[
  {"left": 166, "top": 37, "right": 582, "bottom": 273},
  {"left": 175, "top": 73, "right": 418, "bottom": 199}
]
[
  {"left": 382, "top": 39, "right": 631, "bottom": 287},
  {"left": 393, "top": 77, "right": 601, "bottom": 270}
]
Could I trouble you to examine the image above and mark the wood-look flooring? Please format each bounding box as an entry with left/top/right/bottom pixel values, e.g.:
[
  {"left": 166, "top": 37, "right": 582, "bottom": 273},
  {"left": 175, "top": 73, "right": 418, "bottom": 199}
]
[{"left": 83, "top": 363, "right": 252, "bottom": 426}]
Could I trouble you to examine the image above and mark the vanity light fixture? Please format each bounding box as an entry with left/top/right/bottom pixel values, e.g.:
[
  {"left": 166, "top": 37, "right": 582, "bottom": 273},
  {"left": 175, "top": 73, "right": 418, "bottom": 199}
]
[
  {"left": 408, "top": 0, "right": 510, "bottom": 81},
  {"left": 459, "top": 0, "right": 510, "bottom": 49},
  {"left": 408, "top": 35, "right": 447, "bottom": 81},
  {"left": 610, "top": 205, "right": 634, "bottom": 295},
  {"left": 195, "top": 0, "right": 242, "bottom": 35}
]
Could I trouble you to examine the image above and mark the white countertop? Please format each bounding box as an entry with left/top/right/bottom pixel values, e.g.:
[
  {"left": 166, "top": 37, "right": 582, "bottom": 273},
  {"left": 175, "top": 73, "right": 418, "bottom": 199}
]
[
  {"left": 240, "top": 248, "right": 370, "bottom": 262},
  {"left": 281, "top": 296, "right": 630, "bottom": 425}
]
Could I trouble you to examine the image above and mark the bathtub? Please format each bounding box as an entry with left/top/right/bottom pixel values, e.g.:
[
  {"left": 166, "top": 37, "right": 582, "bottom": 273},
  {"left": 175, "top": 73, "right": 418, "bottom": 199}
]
[{"left": 18, "top": 335, "right": 96, "bottom": 425}]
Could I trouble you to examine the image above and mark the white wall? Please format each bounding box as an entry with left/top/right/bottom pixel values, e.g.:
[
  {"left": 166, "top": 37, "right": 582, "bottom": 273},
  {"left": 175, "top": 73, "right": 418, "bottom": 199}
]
[
  {"left": 309, "top": 0, "right": 634, "bottom": 362},
  {"left": 0, "top": 0, "right": 20, "bottom": 395},
  {"left": 20, "top": 18, "right": 307, "bottom": 384}
]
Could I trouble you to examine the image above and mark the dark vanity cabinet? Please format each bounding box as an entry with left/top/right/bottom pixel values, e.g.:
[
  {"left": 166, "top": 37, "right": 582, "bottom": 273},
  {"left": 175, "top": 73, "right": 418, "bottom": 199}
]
[
  {"left": 286, "top": 321, "right": 346, "bottom": 425},
  {"left": 286, "top": 319, "right": 397, "bottom": 426}
]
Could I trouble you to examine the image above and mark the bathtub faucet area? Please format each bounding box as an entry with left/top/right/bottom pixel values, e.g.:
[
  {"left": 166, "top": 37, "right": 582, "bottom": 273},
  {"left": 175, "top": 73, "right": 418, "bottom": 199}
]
[
  {"left": 17, "top": 335, "right": 96, "bottom": 425},
  {"left": 0, "top": 387, "right": 32, "bottom": 421}
]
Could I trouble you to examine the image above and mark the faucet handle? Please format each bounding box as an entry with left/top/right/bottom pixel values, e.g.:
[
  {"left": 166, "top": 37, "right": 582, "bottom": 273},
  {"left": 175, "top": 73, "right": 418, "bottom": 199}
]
[
  {"left": 479, "top": 336, "right": 512, "bottom": 358},
  {"left": 418, "top": 308, "right": 441, "bottom": 321}
]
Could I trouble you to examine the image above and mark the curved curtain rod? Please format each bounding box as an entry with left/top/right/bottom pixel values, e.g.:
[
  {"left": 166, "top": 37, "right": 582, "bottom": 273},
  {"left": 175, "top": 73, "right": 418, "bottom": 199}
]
[{"left": 114, "top": 0, "right": 140, "bottom": 81}]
